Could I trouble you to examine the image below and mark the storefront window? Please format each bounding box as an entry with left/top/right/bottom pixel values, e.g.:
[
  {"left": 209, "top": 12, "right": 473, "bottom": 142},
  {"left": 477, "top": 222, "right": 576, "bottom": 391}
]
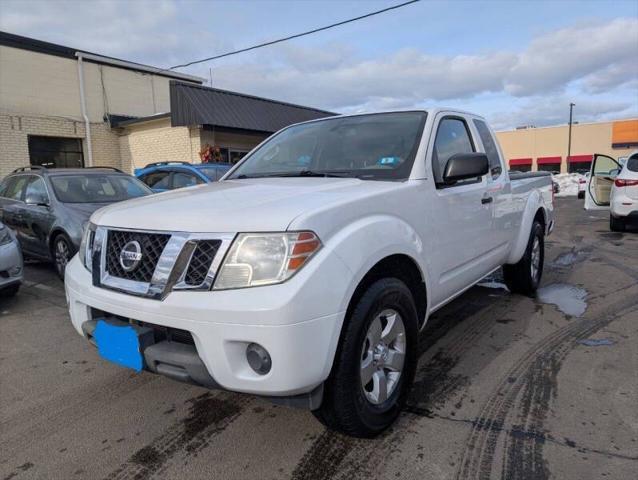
[
  {"left": 509, "top": 164, "right": 532, "bottom": 172},
  {"left": 568, "top": 162, "right": 592, "bottom": 174},
  {"left": 28, "top": 136, "right": 84, "bottom": 168},
  {"left": 537, "top": 164, "right": 561, "bottom": 174}
]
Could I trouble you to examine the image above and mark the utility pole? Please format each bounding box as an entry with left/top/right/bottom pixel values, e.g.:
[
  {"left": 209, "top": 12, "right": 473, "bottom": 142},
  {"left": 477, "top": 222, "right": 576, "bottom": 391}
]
[
  {"left": 567, "top": 102, "right": 575, "bottom": 172},
  {"left": 209, "top": 68, "right": 213, "bottom": 87}
]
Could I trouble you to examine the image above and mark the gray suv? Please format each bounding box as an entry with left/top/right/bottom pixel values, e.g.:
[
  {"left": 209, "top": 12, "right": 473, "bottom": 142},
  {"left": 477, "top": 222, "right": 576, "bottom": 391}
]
[{"left": 0, "top": 166, "right": 152, "bottom": 279}]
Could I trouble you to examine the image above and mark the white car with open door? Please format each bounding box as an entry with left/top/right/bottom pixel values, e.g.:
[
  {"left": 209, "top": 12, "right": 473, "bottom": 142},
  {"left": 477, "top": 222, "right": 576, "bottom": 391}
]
[{"left": 585, "top": 152, "right": 638, "bottom": 231}]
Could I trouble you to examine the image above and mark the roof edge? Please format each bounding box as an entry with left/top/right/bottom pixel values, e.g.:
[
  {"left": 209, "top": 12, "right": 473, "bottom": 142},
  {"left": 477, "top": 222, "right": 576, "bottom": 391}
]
[
  {"left": 170, "top": 81, "right": 337, "bottom": 116},
  {"left": 0, "top": 30, "right": 204, "bottom": 84}
]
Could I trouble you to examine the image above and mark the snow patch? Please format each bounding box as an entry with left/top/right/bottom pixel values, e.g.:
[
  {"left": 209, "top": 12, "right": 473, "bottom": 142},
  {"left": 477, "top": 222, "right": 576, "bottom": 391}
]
[{"left": 553, "top": 173, "right": 584, "bottom": 197}]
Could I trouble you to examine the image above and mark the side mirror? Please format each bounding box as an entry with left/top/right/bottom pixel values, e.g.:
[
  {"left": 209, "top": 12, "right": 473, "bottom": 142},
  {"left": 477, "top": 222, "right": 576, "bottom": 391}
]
[
  {"left": 25, "top": 193, "right": 48, "bottom": 206},
  {"left": 443, "top": 153, "right": 489, "bottom": 185}
]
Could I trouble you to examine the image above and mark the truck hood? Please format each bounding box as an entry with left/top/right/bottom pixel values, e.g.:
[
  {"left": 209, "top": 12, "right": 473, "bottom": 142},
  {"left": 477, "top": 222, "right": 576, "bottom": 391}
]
[{"left": 91, "top": 177, "right": 402, "bottom": 233}]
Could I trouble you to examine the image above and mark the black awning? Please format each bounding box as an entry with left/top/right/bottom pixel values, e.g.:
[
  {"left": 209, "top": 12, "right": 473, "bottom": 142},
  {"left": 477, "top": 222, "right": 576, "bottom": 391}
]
[{"left": 170, "top": 81, "right": 336, "bottom": 133}]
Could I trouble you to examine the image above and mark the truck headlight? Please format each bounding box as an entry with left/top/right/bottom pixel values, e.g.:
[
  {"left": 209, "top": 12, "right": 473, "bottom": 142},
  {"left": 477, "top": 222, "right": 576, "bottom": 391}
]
[
  {"left": 213, "top": 231, "right": 321, "bottom": 290},
  {"left": 78, "top": 222, "right": 97, "bottom": 272}
]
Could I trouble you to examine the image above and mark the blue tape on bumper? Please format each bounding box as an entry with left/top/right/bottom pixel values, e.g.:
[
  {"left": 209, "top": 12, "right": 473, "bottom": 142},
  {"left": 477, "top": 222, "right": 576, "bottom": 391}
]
[{"left": 94, "top": 319, "right": 143, "bottom": 372}]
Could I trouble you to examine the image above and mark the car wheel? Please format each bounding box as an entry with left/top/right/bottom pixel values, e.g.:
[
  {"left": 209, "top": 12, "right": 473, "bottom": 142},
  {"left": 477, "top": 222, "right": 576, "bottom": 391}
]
[
  {"left": 313, "top": 277, "right": 418, "bottom": 438},
  {"left": 610, "top": 214, "right": 625, "bottom": 232},
  {"left": 52, "top": 233, "right": 75, "bottom": 280},
  {"left": 503, "top": 220, "right": 544, "bottom": 296},
  {"left": 0, "top": 283, "right": 20, "bottom": 297}
]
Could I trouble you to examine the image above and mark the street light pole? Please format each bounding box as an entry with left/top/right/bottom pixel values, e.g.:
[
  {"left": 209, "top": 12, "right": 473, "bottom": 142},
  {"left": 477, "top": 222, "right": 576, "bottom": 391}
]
[{"left": 567, "top": 102, "right": 575, "bottom": 173}]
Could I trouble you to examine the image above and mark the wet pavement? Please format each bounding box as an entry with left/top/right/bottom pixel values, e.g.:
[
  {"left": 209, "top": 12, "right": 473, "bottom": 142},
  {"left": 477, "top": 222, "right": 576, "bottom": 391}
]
[{"left": 1, "top": 197, "right": 637, "bottom": 480}]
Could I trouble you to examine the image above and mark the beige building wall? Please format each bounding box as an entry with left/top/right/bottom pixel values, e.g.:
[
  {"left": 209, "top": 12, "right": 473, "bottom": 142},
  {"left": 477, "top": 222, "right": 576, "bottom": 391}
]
[
  {"left": 0, "top": 45, "right": 174, "bottom": 122},
  {"left": 0, "top": 45, "right": 200, "bottom": 174},
  {"left": 495, "top": 119, "right": 636, "bottom": 172},
  {"left": 118, "top": 117, "right": 202, "bottom": 172}
]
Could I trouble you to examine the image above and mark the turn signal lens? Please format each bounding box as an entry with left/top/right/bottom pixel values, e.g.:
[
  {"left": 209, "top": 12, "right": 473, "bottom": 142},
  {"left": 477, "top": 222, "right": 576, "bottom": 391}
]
[{"left": 213, "top": 231, "right": 322, "bottom": 290}]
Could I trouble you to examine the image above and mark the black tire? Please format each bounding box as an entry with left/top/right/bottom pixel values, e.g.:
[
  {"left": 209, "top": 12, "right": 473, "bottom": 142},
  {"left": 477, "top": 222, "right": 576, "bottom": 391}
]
[
  {"left": 314, "top": 278, "right": 418, "bottom": 438},
  {"left": 52, "top": 233, "right": 75, "bottom": 280},
  {"left": 610, "top": 215, "right": 625, "bottom": 232},
  {"left": 0, "top": 283, "right": 20, "bottom": 298},
  {"left": 503, "top": 221, "right": 544, "bottom": 296}
]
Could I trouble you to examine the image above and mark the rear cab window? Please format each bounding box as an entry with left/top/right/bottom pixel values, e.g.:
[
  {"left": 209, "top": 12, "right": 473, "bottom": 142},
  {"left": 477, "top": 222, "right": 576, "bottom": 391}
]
[{"left": 473, "top": 119, "right": 503, "bottom": 179}]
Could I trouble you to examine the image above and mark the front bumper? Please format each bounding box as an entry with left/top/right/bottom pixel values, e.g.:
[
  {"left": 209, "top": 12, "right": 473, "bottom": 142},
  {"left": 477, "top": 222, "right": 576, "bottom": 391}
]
[
  {"left": 64, "top": 253, "right": 349, "bottom": 398},
  {"left": 0, "top": 240, "right": 23, "bottom": 289}
]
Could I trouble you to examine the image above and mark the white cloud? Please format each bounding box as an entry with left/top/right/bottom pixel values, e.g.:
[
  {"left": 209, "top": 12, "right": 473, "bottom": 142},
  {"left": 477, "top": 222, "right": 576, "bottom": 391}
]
[
  {"left": 504, "top": 18, "right": 638, "bottom": 96},
  {"left": 200, "top": 17, "right": 638, "bottom": 116},
  {"left": 488, "top": 96, "right": 635, "bottom": 131}
]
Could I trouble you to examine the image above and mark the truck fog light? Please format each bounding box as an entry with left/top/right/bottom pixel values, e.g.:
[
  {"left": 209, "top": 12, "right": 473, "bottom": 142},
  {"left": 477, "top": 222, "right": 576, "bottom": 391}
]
[{"left": 246, "top": 343, "right": 271, "bottom": 375}]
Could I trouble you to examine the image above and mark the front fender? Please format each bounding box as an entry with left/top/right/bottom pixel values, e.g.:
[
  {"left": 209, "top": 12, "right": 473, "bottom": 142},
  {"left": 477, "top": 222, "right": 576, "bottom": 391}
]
[
  {"left": 324, "top": 214, "right": 430, "bottom": 315},
  {"left": 506, "top": 191, "right": 545, "bottom": 265}
]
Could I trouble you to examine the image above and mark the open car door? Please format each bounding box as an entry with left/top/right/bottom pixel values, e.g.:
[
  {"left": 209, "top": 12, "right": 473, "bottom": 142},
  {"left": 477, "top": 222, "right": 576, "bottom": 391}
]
[{"left": 584, "top": 153, "right": 621, "bottom": 210}]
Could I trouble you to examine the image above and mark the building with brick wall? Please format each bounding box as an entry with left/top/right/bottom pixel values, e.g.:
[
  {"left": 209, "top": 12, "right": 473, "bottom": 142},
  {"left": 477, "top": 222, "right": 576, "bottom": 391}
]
[
  {"left": 0, "top": 32, "right": 334, "bottom": 178},
  {"left": 495, "top": 118, "right": 638, "bottom": 174}
]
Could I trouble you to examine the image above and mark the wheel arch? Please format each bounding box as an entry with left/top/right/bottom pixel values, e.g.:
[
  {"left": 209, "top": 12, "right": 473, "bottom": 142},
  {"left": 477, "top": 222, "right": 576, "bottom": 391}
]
[
  {"left": 345, "top": 254, "right": 428, "bottom": 330},
  {"left": 48, "top": 228, "right": 71, "bottom": 258},
  {"left": 506, "top": 190, "right": 548, "bottom": 264}
]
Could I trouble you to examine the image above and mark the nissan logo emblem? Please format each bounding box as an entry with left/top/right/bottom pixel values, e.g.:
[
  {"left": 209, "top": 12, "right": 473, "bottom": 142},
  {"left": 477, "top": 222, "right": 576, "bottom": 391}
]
[{"left": 119, "top": 240, "right": 143, "bottom": 272}]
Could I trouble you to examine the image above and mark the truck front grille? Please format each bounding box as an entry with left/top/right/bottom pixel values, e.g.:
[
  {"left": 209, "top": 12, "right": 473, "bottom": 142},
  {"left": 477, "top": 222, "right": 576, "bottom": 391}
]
[
  {"left": 105, "top": 230, "right": 171, "bottom": 282},
  {"left": 184, "top": 240, "right": 222, "bottom": 286}
]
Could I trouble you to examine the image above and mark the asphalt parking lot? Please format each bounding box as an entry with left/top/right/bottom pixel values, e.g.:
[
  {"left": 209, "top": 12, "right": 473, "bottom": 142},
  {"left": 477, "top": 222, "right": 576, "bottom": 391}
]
[{"left": 1, "top": 197, "right": 637, "bottom": 480}]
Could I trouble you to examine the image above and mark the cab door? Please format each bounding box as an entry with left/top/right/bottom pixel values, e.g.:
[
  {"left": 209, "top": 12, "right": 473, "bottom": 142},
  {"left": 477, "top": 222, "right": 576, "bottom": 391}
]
[
  {"left": 585, "top": 154, "right": 620, "bottom": 210},
  {"left": 426, "top": 114, "right": 494, "bottom": 306}
]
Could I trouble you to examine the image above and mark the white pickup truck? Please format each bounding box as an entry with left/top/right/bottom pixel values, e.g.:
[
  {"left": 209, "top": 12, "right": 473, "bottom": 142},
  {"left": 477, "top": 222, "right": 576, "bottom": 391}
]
[{"left": 65, "top": 109, "right": 554, "bottom": 437}]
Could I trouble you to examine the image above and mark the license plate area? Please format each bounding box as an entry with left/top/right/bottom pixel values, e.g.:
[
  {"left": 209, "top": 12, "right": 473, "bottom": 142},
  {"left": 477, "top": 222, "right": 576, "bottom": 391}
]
[{"left": 92, "top": 317, "right": 155, "bottom": 372}]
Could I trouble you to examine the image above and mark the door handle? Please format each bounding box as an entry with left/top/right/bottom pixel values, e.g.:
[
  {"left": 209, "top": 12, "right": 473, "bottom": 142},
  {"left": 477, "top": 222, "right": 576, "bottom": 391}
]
[{"left": 481, "top": 196, "right": 493, "bottom": 204}]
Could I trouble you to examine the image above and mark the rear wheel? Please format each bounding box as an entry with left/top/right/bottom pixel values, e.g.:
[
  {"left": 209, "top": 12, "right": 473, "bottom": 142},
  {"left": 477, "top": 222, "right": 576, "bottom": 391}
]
[
  {"left": 503, "top": 221, "right": 544, "bottom": 296},
  {"left": 52, "top": 233, "right": 75, "bottom": 280},
  {"left": 610, "top": 214, "right": 625, "bottom": 232},
  {"left": 313, "top": 278, "right": 418, "bottom": 438}
]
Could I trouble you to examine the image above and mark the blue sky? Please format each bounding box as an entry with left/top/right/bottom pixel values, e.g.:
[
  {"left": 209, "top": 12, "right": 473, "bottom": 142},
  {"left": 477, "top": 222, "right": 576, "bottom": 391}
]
[{"left": 1, "top": 0, "right": 637, "bottom": 129}]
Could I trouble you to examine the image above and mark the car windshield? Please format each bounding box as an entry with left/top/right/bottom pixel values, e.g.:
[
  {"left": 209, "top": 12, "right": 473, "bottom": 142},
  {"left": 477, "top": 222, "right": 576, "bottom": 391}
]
[
  {"left": 199, "top": 166, "right": 229, "bottom": 180},
  {"left": 50, "top": 174, "right": 152, "bottom": 203},
  {"left": 227, "top": 112, "right": 427, "bottom": 181}
]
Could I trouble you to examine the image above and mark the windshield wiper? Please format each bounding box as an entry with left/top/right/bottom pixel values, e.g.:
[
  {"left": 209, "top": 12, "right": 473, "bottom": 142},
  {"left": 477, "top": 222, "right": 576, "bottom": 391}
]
[{"left": 234, "top": 170, "right": 355, "bottom": 179}]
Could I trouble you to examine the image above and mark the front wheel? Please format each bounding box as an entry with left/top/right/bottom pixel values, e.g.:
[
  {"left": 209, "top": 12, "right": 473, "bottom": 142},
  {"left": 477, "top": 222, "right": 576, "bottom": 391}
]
[
  {"left": 503, "top": 221, "right": 544, "bottom": 296},
  {"left": 313, "top": 278, "right": 418, "bottom": 437},
  {"left": 53, "top": 234, "right": 75, "bottom": 280}
]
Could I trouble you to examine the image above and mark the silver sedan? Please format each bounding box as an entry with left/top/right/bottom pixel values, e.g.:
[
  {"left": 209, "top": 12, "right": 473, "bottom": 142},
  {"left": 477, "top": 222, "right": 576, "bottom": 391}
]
[{"left": 0, "top": 222, "right": 23, "bottom": 297}]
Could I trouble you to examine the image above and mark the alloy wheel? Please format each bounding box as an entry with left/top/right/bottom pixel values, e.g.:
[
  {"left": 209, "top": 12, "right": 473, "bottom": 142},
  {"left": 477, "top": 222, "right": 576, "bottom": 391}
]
[{"left": 360, "top": 309, "right": 406, "bottom": 405}]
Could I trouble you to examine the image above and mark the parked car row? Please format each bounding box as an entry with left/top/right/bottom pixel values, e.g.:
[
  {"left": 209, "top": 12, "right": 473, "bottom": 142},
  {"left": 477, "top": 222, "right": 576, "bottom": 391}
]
[
  {"left": 0, "top": 160, "right": 228, "bottom": 280},
  {"left": 0, "top": 166, "right": 153, "bottom": 278}
]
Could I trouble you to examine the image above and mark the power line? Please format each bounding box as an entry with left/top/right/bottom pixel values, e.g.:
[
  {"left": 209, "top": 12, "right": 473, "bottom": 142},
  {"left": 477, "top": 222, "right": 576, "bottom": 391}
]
[{"left": 168, "top": 0, "right": 420, "bottom": 70}]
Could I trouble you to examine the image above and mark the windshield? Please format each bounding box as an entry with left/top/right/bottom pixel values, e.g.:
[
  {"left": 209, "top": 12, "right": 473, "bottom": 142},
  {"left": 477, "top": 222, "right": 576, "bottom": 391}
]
[
  {"left": 51, "top": 174, "right": 152, "bottom": 203},
  {"left": 228, "top": 112, "right": 427, "bottom": 181}
]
